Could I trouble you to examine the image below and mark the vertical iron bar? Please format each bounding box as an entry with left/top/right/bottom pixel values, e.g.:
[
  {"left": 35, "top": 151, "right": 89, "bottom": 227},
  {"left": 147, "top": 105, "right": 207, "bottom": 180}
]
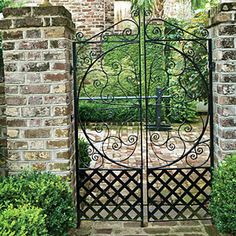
[
  {"left": 138, "top": 9, "right": 144, "bottom": 227},
  {"left": 156, "top": 88, "right": 162, "bottom": 130},
  {"left": 142, "top": 8, "right": 149, "bottom": 225},
  {"left": 208, "top": 39, "right": 214, "bottom": 169},
  {"left": 72, "top": 42, "right": 81, "bottom": 228}
]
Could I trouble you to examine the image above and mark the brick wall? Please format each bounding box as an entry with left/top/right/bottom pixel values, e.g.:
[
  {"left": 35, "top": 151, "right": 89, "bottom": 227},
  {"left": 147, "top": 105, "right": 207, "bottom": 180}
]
[
  {"left": 0, "top": 6, "right": 75, "bottom": 175},
  {"left": 209, "top": 2, "right": 236, "bottom": 163},
  {"left": 0, "top": 40, "right": 6, "bottom": 176},
  {"left": 21, "top": 0, "right": 114, "bottom": 37}
]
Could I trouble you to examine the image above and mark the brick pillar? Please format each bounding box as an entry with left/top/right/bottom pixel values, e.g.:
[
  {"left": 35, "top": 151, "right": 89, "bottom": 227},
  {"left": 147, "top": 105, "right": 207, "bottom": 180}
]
[
  {"left": 0, "top": 6, "right": 75, "bottom": 176},
  {"left": 209, "top": 2, "right": 236, "bottom": 164}
]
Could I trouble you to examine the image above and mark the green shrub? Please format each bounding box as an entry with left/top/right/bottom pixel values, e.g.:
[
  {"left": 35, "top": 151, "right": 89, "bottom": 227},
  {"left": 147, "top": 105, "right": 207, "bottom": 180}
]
[
  {"left": 210, "top": 154, "right": 236, "bottom": 234},
  {"left": 0, "top": 171, "right": 75, "bottom": 236},
  {"left": 78, "top": 138, "right": 91, "bottom": 168},
  {"left": 0, "top": 205, "right": 48, "bottom": 236}
]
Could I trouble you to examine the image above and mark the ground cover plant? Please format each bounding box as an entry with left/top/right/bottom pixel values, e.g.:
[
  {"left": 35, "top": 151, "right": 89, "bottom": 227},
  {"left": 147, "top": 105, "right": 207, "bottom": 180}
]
[
  {"left": 0, "top": 205, "right": 48, "bottom": 236},
  {"left": 0, "top": 171, "right": 75, "bottom": 236},
  {"left": 210, "top": 154, "right": 236, "bottom": 235}
]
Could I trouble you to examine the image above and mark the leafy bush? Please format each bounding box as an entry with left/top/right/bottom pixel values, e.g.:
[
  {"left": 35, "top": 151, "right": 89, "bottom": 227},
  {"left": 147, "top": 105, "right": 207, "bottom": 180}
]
[
  {"left": 78, "top": 138, "right": 91, "bottom": 168},
  {"left": 0, "top": 205, "right": 48, "bottom": 236},
  {"left": 0, "top": 171, "right": 75, "bottom": 236},
  {"left": 210, "top": 154, "right": 236, "bottom": 234}
]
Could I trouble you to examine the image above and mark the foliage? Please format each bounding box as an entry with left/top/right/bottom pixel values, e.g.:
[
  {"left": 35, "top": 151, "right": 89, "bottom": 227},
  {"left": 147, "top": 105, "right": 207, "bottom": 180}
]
[
  {"left": 0, "top": 0, "right": 24, "bottom": 13},
  {"left": 0, "top": 205, "right": 48, "bottom": 236},
  {"left": 210, "top": 154, "right": 236, "bottom": 234},
  {"left": 0, "top": 171, "right": 75, "bottom": 236},
  {"left": 78, "top": 138, "right": 91, "bottom": 168}
]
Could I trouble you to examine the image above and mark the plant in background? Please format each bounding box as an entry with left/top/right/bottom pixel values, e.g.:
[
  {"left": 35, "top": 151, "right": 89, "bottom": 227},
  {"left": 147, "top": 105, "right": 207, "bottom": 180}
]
[
  {"left": 0, "top": 205, "right": 48, "bottom": 236},
  {"left": 0, "top": 171, "right": 75, "bottom": 236},
  {"left": 210, "top": 154, "right": 236, "bottom": 234},
  {"left": 78, "top": 138, "right": 91, "bottom": 168}
]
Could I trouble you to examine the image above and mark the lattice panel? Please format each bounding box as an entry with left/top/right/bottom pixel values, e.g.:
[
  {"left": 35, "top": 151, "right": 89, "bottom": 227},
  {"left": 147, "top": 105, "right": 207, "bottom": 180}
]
[
  {"left": 148, "top": 167, "right": 211, "bottom": 221},
  {"left": 78, "top": 169, "right": 142, "bottom": 221}
]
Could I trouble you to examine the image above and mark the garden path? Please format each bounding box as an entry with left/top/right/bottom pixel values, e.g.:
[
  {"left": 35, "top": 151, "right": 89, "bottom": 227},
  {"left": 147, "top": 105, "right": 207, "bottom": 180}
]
[{"left": 71, "top": 220, "right": 222, "bottom": 236}]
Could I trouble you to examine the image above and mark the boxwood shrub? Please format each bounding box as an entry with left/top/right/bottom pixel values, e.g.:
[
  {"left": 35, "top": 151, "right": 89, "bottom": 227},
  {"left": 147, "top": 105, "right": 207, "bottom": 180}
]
[
  {"left": 0, "top": 171, "right": 75, "bottom": 236},
  {"left": 210, "top": 154, "right": 236, "bottom": 234},
  {"left": 0, "top": 205, "right": 48, "bottom": 236}
]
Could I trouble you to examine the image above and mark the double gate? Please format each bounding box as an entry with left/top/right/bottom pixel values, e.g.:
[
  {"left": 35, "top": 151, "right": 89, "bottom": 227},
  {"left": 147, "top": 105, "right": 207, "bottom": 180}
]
[{"left": 73, "top": 10, "right": 213, "bottom": 225}]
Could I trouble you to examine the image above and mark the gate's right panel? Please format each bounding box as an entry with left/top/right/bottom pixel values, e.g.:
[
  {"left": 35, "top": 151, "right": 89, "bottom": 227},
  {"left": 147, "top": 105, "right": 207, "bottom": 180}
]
[{"left": 144, "top": 18, "right": 213, "bottom": 221}]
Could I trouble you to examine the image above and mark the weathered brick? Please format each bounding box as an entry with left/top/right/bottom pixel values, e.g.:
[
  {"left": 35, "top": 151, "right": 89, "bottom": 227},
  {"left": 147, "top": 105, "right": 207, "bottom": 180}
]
[
  {"left": 19, "top": 41, "right": 48, "bottom": 50},
  {"left": 6, "top": 96, "right": 27, "bottom": 105},
  {"left": 7, "top": 162, "right": 30, "bottom": 172},
  {"left": 55, "top": 128, "right": 69, "bottom": 138},
  {"left": 57, "top": 150, "right": 71, "bottom": 159},
  {"left": 0, "top": 19, "right": 12, "bottom": 30},
  {"left": 220, "top": 140, "right": 236, "bottom": 150},
  {"left": 220, "top": 117, "right": 236, "bottom": 127},
  {"left": 33, "top": 6, "right": 71, "bottom": 18},
  {"left": 3, "top": 7, "right": 31, "bottom": 18},
  {"left": 222, "top": 50, "right": 236, "bottom": 60},
  {"left": 22, "top": 62, "right": 49, "bottom": 72},
  {"left": 26, "top": 29, "right": 41, "bottom": 38},
  {"left": 5, "top": 107, "right": 20, "bottom": 117},
  {"left": 53, "top": 63, "right": 67, "bottom": 70},
  {"left": 44, "top": 118, "right": 69, "bottom": 126},
  {"left": 47, "top": 140, "right": 69, "bottom": 148},
  {"left": 5, "top": 86, "right": 18, "bottom": 94},
  {"left": 5, "top": 63, "right": 18, "bottom": 72},
  {"left": 4, "top": 52, "right": 25, "bottom": 61},
  {"left": 29, "top": 119, "right": 41, "bottom": 127},
  {"left": 21, "top": 85, "right": 50, "bottom": 94},
  {"left": 219, "top": 24, "right": 236, "bottom": 35},
  {"left": 27, "top": 52, "right": 42, "bottom": 61},
  {"left": 44, "top": 95, "right": 68, "bottom": 104},
  {"left": 5, "top": 73, "right": 25, "bottom": 84},
  {"left": 3, "top": 30, "right": 23, "bottom": 40},
  {"left": 53, "top": 106, "right": 71, "bottom": 116},
  {"left": 8, "top": 141, "right": 28, "bottom": 150},
  {"left": 7, "top": 119, "right": 27, "bottom": 127},
  {"left": 48, "top": 162, "right": 70, "bottom": 171},
  {"left": 25, "top": 129, "right": 50, "bottom": 138},
  {"left": 22, "top": 107, "right": 50, "bottom": 117},
  {"left": 29, "top": 141, "right": 44, "bottom": 149},
  {"left": 25, "top": 73, "right": 41, "bottom": 83},
  {"left": 51, "top": 83, "right": 70, "bottom": 93},
  {"left": 218, "top": 96, "right": 236, "bottom": 105},
  {"left": 43, "top": 52, "right": 65, "bottom": 60},
  {"left": 43, "top": 73, "right": 67, "bottom": 82},
  {"left": 7, "top": 129, "right": 19, "bottom": 138},
  {"left": 15, "top": 18, "right": 43, "bottom": 28},
  {"left": 2, "top": 42, "right": 15, "bottom": 51},
  {"left": 44, "top": 27, "right": 66, "bottom": 38},
  {"left": 221, "top": 129, "right": 236, "bottom": 139},
  {"left": 50, "top": 40, "right": 68, "bottom": 49},
  {"left": 25, "top": 151, "right": 50, "bottom": 160},
  {"left": 28, "top": 96, "right": 43, "bottom": 105},
  {"left": 32, "top": 163, "right": 47, "bottom": 171}
]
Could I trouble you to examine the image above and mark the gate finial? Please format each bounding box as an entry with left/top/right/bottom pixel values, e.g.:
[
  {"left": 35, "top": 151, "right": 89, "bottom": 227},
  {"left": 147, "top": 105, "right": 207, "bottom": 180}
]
[{"left": 39, "top": 0, "right": 52, "bottom": 7}]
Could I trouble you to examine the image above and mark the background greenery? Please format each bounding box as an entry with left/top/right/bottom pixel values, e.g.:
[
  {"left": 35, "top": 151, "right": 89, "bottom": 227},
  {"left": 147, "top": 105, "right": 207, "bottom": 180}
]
[{"left": 78, "top": 16, "right": 208, "bottom": 124}]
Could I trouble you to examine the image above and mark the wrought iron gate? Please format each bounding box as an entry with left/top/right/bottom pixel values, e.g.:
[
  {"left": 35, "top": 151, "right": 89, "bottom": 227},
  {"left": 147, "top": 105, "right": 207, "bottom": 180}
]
[{"left": 73, "top": 10, "right": 213, "bottom": 225}]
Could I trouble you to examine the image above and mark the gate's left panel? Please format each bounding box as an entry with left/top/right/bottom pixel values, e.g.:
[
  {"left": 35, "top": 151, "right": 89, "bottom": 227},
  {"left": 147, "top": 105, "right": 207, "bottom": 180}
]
[{"left": 73, "top": 18, "right": 143, "bottom": 222}]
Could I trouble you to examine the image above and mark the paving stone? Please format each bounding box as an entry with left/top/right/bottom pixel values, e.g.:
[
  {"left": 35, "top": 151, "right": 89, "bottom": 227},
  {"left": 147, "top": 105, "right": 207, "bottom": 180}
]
[
  {"left": 172, "top": 226, "right": 203, "bottom": 233},
  {"left": 143, "top": 227, "right": 170, "bottom": 234},
  {"left": 95, "top": 228, "right": 112, "bottom": 234}
]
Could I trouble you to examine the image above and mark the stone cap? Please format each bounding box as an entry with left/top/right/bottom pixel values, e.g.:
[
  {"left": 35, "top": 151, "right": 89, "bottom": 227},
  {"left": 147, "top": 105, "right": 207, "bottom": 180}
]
[
  {"left": 209, "top": 2, "right": 236, "bottom": 27},
  {"left": 0, "top": 6, "right": 75, "bottom": 31}
]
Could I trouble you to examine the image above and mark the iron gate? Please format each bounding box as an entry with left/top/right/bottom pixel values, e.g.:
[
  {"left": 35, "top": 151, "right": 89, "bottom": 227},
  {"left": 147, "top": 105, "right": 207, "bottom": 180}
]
[{"left": 73, "top": 10, "right": 213, "bottom": 225}]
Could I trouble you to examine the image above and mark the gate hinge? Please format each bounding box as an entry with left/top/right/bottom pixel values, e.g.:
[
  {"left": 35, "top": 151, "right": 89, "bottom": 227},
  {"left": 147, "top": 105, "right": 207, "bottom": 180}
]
[
  {"left": 210, "top": 62, "right": 216, "bottom": 71},
  {"left": 70, "top": 64, "right": 74, "bottom": 75}
]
